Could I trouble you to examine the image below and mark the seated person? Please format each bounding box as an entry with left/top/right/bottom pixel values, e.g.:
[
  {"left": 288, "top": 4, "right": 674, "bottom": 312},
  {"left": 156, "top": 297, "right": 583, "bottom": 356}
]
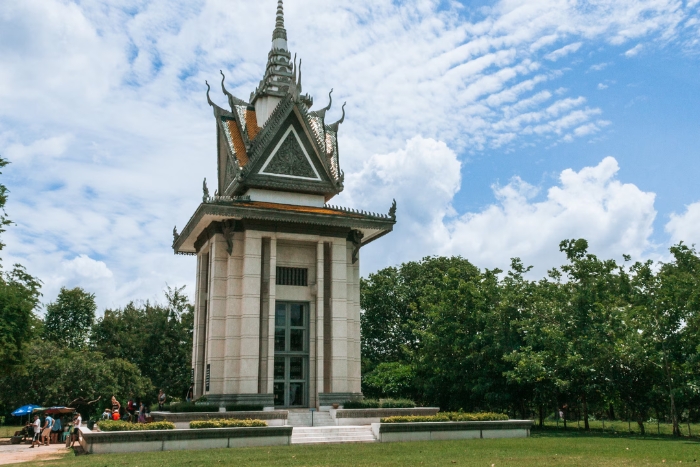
[{"left": 102, "top": 408, "right": 112, "bottom": 420}]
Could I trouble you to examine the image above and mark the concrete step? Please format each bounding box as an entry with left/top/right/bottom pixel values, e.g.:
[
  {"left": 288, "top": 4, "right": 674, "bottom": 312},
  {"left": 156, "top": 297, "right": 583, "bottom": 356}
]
[
  {"left": 291, "top": 426, "right": 377, "bottom": 444},
  {"left": 287, "top": 412, "right": 335, "bottom": 427}
]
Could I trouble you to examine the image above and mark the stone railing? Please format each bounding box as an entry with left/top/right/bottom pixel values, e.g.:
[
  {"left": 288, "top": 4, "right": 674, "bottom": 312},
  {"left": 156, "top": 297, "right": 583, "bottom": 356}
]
[{"left": 151, "top": 411, "right": 288, "bottom": 429}]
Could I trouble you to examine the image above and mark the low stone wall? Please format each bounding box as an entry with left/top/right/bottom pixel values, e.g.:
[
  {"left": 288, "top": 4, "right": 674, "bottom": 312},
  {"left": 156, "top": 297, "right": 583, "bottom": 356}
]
[
  {"left": 151, "top": 411, "right": 288, "bottom": 429},
  {"left": 79, "top": 425, "right": 292, "bottom": 454},
  {"left": 330, "top": 408, "right": 440, "bottom": 426},
  {"left": 371, "top": 420, "right": 534, "bottom": 442}
]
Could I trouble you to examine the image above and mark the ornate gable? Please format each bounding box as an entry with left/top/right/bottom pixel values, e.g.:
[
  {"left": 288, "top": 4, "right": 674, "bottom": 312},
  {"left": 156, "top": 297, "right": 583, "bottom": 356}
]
[{"left": 204, "top": 0, "right": 346, "bottom": 200}]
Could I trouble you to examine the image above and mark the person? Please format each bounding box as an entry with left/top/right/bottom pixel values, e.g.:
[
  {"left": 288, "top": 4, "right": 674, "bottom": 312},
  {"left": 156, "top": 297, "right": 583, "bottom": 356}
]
[
  {"left": 111, "top": 396, "right": 121, "bottom": 420},
  {"left": 102, "top": 408, "right": 112, "bottom": 420},
  {"left": 137, "top": 401, "right": 146, "bottom": 424},
  {"left": 50, "top": 415, "right": 62, "bottom": 444},
  {"left": 186, "top": 384, "right": 194, "bottom": 403},
  {"left": 29, "top": 415, "right": 42, "bottom": 448},
  {"left": 127, "top": 398, "right": 136, "bottom": 422},
  {"left": 42, "top": 414, "right": 54, "bottom": 446},
  {"left": 158, "top": 389, "right": 166, "bottom": 411},
  {"left": 67, "top": 412, "right": 82, "bottom": 448}
]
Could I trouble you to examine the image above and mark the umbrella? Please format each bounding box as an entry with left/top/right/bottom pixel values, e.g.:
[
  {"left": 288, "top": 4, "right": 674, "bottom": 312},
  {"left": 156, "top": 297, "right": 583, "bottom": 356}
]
[
  {"left": 42, "top": 407, "right": 76, "bottom": 415},
  {"left": 11, "top": 405, "right": 40, "bottom": 417}
]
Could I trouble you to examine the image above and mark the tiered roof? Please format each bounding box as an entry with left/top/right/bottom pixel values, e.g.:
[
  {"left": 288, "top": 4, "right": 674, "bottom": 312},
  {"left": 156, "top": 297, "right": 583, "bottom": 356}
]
[
  {"left": 205, "top": 0, "right": 346, "bottom": 201},
  {"left": 172, "top": 1, "right": 396, "bottom": 256}
]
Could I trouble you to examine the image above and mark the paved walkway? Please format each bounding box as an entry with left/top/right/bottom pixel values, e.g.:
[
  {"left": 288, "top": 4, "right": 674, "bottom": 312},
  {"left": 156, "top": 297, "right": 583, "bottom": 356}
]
[{"left": 0, "top": 441, "right": 70, "bottom": 465}]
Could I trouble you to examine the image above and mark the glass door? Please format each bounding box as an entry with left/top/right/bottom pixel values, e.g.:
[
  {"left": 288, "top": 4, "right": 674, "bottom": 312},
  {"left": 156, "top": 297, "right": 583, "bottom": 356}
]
[{"left": 273, "top": 302, "right": 309, "bottom": 407}]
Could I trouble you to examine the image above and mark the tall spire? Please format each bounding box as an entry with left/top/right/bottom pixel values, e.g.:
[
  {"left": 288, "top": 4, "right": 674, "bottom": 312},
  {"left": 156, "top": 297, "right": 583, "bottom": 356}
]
[
  {"left": 272, "top": 0, "right": 288, "bottom": 49},
  {"left": 251, "top": 0, "right": 293, "bottom": 106}
]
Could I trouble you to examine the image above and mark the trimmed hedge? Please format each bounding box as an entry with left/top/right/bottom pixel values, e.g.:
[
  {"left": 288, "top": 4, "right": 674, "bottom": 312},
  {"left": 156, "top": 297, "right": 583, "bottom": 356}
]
[
  {"left": 97, "top": 420, "right": 176, "bottom": 432},
  {"left": 342, "top": 399, "right": 416, "bottom": 409},
  {"left": 167, "top": 403, "right": 264, "bottom": 413},
  {"left": 190, "top": 419, "right": 268, "bottom": 429},
  {"left": 381, "top": 412, "right": 509, "bottom": 423}
]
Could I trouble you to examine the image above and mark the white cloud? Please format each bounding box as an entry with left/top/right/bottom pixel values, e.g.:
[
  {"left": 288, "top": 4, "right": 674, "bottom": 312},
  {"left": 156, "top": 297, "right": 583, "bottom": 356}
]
[
  {"left": 666, "top": 202, "right": 700, "bottom": 246},
  {"left": 598, "top": 83, "right": 609, "bottom": 90},
  {"left": 545, "top": 42, "right": 583, "bottom": 61},
  {"left": 349, "top": 141, "right": 656, "bottom": 276},
  {"left": 0, "top": 0, "right": 697, "bottom": 308},
  {"left": 590, "top": 62, "right": 611, "bottom": 71},
  {"left": 442, "top": 157, "right": 656, "bottom": 274},
  {"left": 2, "top": 135, "right": 73, "bottom": 163},
  {"left": 625, "top": 44, "right": 644, "bottom": 56}
]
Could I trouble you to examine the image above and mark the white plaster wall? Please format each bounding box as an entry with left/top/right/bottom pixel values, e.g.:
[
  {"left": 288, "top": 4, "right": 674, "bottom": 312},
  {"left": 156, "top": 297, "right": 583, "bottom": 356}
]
[{"left": 245, "top": 189, "right": 325, "bottom": 207}]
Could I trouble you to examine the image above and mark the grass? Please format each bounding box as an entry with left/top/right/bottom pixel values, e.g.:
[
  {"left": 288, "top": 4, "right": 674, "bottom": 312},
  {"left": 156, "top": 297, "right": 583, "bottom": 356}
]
[
  {"left": 0, "top": 426, "right": 23, "bottom": 438},
  {"left": 537, "top": 419, "right": 700, "bottom": 438},
  {"left": 19, "top": 431, "right": 700, "bottom": 467}
]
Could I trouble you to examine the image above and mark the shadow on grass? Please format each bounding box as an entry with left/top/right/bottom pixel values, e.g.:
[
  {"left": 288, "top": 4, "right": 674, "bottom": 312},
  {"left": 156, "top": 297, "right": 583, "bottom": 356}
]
[{"left": 531, "top": 425, "right": 700, "bottom": 443}]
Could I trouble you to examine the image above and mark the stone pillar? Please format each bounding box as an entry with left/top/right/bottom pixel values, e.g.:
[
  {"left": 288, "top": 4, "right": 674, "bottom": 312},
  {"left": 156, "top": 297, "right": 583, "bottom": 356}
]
[
  {"left": 207, "top": 234, "right": 229, "bottom": 395},
  {"left": 266, "top": 238, "right": 277, "bottom": 399},
  {"left": 330, "top": 238, "right": 348, "bottom": 393},
  {"left": 193, "top": 252, "right": 208, "bottom": 398},
  {"left": 238, "top": 231, "right": 262, "bottom": 394},
  {"left": 315, "top": 241, "right": 325, "bottom": 406},
  {"left": 258, "top": 238, "right": 271, "bottom": 394},
  {"left": 223, "top": 231, "right": 243, "bottom": 395}
]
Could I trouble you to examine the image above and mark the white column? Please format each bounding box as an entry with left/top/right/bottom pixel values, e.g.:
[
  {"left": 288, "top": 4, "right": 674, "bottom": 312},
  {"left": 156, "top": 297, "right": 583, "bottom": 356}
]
[
  {"left": 207, "top": 234, "right": 229, "bottom": 395},
  {"left": 238, "top": 231, "right": 262, "bottom": 394},
  {"left": 223, "top": 231, "right": 244, "bottom": 395},
  {"left": 331, "top": 238, "right": 348, "bottom": 393},
  {"left": 315, "top": 241, "right": 325, "bottom": 404},
  {"left": 266, "top": 238, "right": 277, "bottom": 398}
]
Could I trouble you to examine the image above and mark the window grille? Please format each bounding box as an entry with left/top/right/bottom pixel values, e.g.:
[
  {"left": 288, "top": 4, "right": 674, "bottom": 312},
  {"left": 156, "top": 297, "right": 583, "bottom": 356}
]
[{"left": 276, "top": 267, "right": 308, "bottom": 286}]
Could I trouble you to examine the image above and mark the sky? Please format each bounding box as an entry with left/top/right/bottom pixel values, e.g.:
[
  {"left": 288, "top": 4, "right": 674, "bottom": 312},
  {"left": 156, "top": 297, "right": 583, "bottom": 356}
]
[{"left": 1, "top": 0, "right": 699, "bottom": 312}]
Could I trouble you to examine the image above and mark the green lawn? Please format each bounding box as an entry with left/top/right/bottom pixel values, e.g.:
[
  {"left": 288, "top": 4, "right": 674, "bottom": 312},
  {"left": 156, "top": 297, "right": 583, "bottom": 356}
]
[
  {"left": 20, "top": 432, "right": 700, "bottom": 467},
  {"left": 0, "top": 426, "right": 23, "bottom": 438},
  {"left": 539, "top": 419, "right": 700, "bottom": 437}
]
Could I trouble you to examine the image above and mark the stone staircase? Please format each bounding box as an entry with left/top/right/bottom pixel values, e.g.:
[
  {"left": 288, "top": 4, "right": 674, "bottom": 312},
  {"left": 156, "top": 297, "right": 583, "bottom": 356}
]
[
  {"left": 287, "top": 410, "right": 335, "bottom": 427},
  {"left": 291, "top": 426, "right": 377, "bottom": 444}
]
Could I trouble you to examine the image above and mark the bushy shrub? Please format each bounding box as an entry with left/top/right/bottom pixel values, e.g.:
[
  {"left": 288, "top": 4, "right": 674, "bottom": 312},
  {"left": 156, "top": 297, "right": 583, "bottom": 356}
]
[
  {"left": 379, "top": 399, "right": 416, "bottom": 408},
  {"left": 342, "top": 399, "right": 416, "bottom": 409},
  {"left": 190, "top": 419, "right": 267, "bottom": 429},
  {"left": 342, "top": 399, "right": 380, "bottom": 409},
  {"left": 97, "top": 420, "right": 175, "bottom": 432},
  {"left": 168, "top": 402, "right": 264, "bottom": 413},
  {"left": 381, "top": 412, "right": 509, "bottom": 423}
]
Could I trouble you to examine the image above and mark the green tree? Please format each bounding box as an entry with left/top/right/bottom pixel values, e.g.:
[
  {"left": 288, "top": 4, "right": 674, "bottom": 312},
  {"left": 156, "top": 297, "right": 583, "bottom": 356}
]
[
  {"left": 91, "top": 286, "right": 193, "bottom": 401},
  {"left": 0, "top": 340, "right": 152, "bottom": 418},
  {"left": 43, "top": 287, "right": 96, "bottom": 349},
  {"left": 630, "top": 244, "right": 700, "bottom": 436},
  {"left": 0, "top": 155, "right": 42, "bottom": 374}
]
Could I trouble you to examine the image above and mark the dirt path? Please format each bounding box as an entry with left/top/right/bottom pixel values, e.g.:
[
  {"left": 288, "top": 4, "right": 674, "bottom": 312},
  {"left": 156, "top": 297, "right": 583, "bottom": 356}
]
[{"left": 0, "top": 440, "right": 70, "bottom": 465}]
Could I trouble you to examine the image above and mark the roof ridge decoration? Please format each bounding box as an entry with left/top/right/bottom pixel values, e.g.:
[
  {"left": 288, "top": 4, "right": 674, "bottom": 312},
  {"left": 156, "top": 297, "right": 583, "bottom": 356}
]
[
  {"left": 220, "top": 71, "right": 249, "bottom": 108},
  {"left": 203, "top": 0, "right": 348, "bottom": 199},
  {"left": 310, "top": 89, "right": 333, "bottom": 119},
  {"left": 322, "top": 201, "right": 397, "bottom": 221},
  {"left": 327, "top": 102, "right": 346, "bottom": 132}
]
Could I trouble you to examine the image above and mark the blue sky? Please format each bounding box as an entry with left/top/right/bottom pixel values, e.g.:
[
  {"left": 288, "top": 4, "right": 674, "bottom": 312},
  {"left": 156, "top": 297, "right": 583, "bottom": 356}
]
[{"left": 0, "top": 0, "right": 699, "bottom": 311}]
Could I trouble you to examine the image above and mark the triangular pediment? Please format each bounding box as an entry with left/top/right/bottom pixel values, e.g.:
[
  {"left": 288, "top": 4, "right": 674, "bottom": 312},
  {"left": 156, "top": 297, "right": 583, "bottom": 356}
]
[{"left": 259, "top": 126, "right": 321, "bottom": 181}]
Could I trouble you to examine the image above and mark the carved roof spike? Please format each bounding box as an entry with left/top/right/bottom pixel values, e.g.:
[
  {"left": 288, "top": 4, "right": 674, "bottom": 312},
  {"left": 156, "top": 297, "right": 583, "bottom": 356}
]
[
  {"left": 297, "top": 59, "right": 303, "bottom": 95},
  {"left": 205, "top": 81, "right": 214, "bottom": 107},
  {"left": 203, "top": 178, "right": 210, "bottom": 202},
  {"left": 389, "top": 199, "right": 397, "bottom": 219},
  {"left": 289, "top": 54, "right": 298, "bottom": 98},
  {"left": 328, "top": 102, "right": 346, "bottom": 131},
  {"left": 173, "top": 226, "right": 179, "bottom": 242},
  {"left": 220, "top": 70, "right": 248, "bottom": 108},
  {"left": 311, "top": 89, "right": 333, "bottom": 118}
]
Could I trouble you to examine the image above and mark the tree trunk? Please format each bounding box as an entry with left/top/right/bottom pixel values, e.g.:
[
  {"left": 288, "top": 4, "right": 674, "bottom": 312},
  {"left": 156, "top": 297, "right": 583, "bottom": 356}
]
[
  {"left": 539, "top": 405, "right": 544, "bottom": 428},
  {"left": 662, "top": 350, "right": 680, "bottom": 437},
  {"left": 636, "top": 413, "right": 645, "bottom": 435},
  {"left": 582, "top": 394, "right": 590, "bottom": 431},
  {"left": 609, "top": 404, "right": 616, "bottom": 421}
]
